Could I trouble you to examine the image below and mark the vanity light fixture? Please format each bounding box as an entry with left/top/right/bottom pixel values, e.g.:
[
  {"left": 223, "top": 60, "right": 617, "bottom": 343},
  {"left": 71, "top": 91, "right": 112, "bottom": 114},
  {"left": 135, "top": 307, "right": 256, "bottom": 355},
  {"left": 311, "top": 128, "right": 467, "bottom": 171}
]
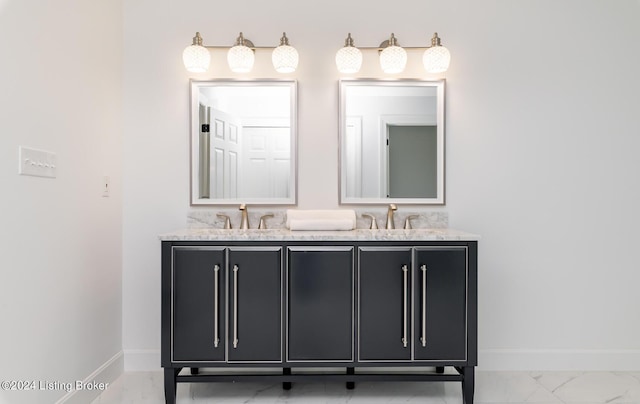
[
  {"left": 183, "top": 32, "right": 211, "bottom": 73},
  {"left": 379, "top": 33, "right": 407, "bottom": 74},
  {"left": 335, "top": 33, "right": 363, "bottom": 74},
  {"left": 182, "top": 31, "right": 299, "bottom": 74},
  {"left": 272, "top": 32, "right": 299, "bottom": 73},
  {"left": 227, "top": 32, "right": 255, "bottom": 73},
  {"left": 335, "top": 32, "right": 451, "bottom": 75},
  {"left": 422, "top": 33, "right": 451, "bottom": 73}
]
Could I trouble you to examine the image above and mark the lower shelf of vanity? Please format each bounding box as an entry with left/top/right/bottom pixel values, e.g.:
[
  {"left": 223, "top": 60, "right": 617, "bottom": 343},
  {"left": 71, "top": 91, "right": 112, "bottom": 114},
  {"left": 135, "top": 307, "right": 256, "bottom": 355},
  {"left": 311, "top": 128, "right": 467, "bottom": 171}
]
[{"left": 163, "top": 366, "right": 475, "bottom": 404}]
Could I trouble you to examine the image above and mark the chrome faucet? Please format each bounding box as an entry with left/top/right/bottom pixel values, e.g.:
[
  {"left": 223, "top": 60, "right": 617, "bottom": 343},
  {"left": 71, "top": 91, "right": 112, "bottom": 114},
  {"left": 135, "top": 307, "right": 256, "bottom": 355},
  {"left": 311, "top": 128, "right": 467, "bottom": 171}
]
[
  {"left": 386, "top": 204, "right": 397, "bottom": 229},
  {"left": 239, "top": 204, "right": 250, "bottom": 229}
]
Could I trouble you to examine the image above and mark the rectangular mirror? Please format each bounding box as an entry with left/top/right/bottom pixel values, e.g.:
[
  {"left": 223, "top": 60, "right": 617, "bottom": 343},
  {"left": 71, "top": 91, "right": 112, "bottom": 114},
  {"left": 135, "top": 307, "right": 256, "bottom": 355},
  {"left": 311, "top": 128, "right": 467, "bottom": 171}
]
[
  {"left": 339, "top": 79, "right": 445, "bottom": 205},
  {"left": 191, "top": 80, "right": 297, "bottom": 205}
]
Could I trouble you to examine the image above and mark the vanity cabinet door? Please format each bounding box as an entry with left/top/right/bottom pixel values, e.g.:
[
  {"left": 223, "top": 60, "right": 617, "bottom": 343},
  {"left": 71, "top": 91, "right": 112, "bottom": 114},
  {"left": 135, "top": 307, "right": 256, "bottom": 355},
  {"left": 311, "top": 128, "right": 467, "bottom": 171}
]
[
  {"left": 227, "top": 248, "right": 282, "bottom": 362},
  {"left": 358, "top": 248, "right": 412, "bottom": 361},
  {"left": 413, "top": 247, "right": 467, "bottom": 361},
  {"left": 172, "top": 247, "right": 226, "bottom": 362},
  {"left": 287, "top": 247, "right": 354, "bottom": 362}
]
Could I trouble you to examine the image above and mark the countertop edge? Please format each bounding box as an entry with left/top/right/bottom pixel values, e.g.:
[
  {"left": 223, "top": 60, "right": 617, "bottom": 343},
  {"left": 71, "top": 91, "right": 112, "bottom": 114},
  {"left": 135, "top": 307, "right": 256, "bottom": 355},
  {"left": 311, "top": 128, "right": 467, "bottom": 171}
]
[{"left": 158, "top": 228, "right": 480, "bottom": 242}]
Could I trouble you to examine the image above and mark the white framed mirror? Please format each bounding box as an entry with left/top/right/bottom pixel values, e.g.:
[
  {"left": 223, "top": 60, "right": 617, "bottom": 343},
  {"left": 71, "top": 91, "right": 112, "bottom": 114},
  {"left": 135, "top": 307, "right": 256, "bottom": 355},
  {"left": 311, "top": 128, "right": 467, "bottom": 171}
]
[
  {"left": 190, "top": 80, "right": 297, "bottom": 205},
  {"left": 339, "top": 79, "right": 445, "bottom": 205}
]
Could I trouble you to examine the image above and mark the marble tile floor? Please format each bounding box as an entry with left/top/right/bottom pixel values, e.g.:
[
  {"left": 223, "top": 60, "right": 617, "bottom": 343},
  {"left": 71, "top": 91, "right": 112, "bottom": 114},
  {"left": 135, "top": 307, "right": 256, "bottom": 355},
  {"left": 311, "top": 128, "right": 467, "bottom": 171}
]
[{"left": 91, "top": 371, "right": 640, "bottom": 404}]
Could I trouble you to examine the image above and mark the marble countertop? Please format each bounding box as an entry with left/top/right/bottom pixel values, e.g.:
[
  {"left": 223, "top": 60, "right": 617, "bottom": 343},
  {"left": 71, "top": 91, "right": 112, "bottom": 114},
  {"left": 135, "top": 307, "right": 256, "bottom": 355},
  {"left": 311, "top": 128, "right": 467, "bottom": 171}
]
[{"left": 159, "top": 228, "right": 480, "bottom": 241}]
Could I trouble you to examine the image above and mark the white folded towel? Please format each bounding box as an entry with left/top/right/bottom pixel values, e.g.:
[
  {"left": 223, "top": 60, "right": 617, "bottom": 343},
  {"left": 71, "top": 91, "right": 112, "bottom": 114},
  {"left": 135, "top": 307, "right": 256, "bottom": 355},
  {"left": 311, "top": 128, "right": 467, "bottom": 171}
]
[
  {"left": 288, "top": 219, "right": 354, "bottom": 231},
  {"left": 286, "top": 209, "right": 356, "bottom": 231}
]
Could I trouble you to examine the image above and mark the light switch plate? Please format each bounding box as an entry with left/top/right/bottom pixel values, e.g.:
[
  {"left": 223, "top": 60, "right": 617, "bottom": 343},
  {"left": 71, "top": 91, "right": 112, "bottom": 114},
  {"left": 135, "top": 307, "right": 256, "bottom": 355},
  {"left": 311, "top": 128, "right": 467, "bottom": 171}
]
[
  {"left": 19, "top": 146, "right": 57, "bottom": 178},
  {"left": 102, "top": 176, "right": 110, "bottom": 197}
]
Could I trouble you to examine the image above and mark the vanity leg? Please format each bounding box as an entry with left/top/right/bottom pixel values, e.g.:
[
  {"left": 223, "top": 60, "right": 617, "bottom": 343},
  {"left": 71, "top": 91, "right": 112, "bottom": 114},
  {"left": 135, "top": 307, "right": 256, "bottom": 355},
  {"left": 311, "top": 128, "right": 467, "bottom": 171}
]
[
  {"left": 282, "top": 367, "right": 292, "bottom": 390},
  {"left": 346, "top": 367, "right": 355, "bottom": 390},
  {"left": 461, "top": 366, "right": 475, "bottom": 404},
  {"left": 190, "top": 367, "right": 199, "bottom": 375},
  {"left": 164, "top": 367, "right": 180, "bottom": 404},
  {"left": 436, "top": 366, "right": 445, "bottom": 374}
]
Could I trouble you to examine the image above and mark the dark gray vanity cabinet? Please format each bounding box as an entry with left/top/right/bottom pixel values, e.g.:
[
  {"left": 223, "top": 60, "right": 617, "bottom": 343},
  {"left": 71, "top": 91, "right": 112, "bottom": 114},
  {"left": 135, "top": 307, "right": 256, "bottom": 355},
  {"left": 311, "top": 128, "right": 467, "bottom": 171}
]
[
  {"left": 358, "top": 247, "right": 468, "bottom": 363},
  {"left": 287, "top": 247, "right": 354, "bottom": 362},
  {"left": 168, "top": 246, "right": 282, "bottom": 365},
  {"left": 162, "top": 240, "right": 477, "bottom": 404}
]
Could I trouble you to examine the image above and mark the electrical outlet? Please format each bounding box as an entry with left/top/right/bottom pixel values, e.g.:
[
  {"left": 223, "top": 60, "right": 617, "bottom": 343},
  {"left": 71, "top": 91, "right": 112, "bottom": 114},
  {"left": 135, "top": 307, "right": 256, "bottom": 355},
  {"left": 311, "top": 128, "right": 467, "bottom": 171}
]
[
  {"left": 19, "top": 146, "right": 57, "bottom": 178},
  {"left": 102, "top": 176, "right": 110, "bottom": 197}
]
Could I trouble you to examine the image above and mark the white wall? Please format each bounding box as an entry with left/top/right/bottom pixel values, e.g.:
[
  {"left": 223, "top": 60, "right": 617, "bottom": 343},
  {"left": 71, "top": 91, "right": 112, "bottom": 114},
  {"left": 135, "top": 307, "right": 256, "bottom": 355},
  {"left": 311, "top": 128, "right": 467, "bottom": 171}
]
[
  {"left": 0, "top": 1, "right": 123, "bottom": 403},
  {"left": 122, "top": 0, "right": 640, "bottom": 371},
  {"left": 450, "top": 2, "right": 640, "bottom": 370}
]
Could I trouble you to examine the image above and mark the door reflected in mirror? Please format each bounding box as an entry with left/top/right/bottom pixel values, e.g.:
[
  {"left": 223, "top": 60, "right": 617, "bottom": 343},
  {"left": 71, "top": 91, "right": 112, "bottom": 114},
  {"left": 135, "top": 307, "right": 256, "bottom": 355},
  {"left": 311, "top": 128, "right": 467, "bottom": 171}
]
[
  {"left": 191, "top": 80, "right": 297, "bottom": 205},
  {"left": 340, "top": 79, "right": 445, "bottom": 204}
]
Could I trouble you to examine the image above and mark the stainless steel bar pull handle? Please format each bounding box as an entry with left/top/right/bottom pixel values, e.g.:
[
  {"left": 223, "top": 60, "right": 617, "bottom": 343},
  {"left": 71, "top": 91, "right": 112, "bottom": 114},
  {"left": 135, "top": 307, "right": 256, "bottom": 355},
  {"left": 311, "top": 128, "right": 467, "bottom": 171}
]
[
  {"left": 213, "top": 264, "right": 220, "bottom": 348},
  {"left": 420, "top": 264, "right": 427, "bottom": 347},
  {"left": 402, "top": 264, "right": 408, "bottom": 348},
  {"left": 233, "top": 264, "right": 239, "bottom": 349}
]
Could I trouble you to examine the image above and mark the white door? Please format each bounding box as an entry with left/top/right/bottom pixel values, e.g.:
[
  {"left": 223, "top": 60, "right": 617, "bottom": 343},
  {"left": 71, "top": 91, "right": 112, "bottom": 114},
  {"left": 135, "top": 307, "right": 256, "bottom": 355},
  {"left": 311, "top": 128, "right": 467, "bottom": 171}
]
[
  {"left": 240, "top": 126, "right": 290, "bottom": 198},
  {"left": 344, "top": 116, "right": 363, "bottom": 198},
  {"left": 210, "top": 109, "right": 241, "bottom": 199}
]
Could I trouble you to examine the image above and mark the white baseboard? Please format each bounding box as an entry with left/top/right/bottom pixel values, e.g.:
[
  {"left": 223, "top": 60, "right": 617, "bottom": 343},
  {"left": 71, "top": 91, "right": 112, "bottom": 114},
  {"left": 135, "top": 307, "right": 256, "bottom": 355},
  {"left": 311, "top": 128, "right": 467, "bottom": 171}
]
[
  {"left": 124, "top": 349, "right": 161, "bottom": 371},
  {"left": 479, "top": 349, "right": 640, "bottom": 371},
  {"left": 55, "top": 351, "right": 123, "bottom": 404}
]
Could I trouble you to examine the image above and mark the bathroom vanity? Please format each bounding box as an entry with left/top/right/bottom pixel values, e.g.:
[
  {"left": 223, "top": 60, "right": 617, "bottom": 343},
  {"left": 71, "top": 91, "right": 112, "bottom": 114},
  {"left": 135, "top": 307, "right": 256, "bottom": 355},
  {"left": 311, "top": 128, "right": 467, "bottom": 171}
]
[{"left": 160, "top": 228, "right": 478, "bottom": 404}]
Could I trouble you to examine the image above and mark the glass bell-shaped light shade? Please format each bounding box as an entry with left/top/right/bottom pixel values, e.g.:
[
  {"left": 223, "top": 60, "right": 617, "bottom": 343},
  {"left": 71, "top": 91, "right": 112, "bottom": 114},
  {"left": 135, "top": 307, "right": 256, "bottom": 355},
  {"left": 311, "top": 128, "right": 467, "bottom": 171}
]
[
  {"left": 335, "top": 33, "right": 362, "bottom": 74},
  {"left": 272, "top": 33, "right": 299, "bottom": 73},
  {"left": 183, "top": 32, "right": 211, "bottom": 73},
  {"left": 423, "top": 33, "right": 451, "bottom": 73},
  {"left": 379, "top": 34, "right": 407, "bottom": 74},
  {"left": 227, "top": 32, "right": 255, "bottom": 73}
]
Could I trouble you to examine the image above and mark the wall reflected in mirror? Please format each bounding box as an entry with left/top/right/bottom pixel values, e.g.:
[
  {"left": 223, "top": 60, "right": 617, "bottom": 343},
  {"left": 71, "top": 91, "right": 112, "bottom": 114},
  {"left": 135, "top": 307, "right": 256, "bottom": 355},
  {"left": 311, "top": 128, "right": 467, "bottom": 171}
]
[
  {"left": 340, "top": 80, "right": 445, "bottom": 205},
  {"left": 191, "top": 80, "right": 297, "bottom": 205}
]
